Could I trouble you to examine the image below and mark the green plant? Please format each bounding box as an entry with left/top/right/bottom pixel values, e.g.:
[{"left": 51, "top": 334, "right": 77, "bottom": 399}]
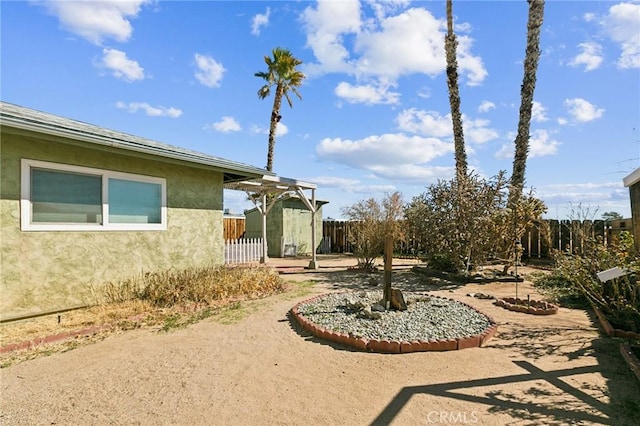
[
  {"left": 552, "top": 231, "right": 640, "bottom": 331},
  {"left": 160, "top": 313, "right": 182, "bottom": 332},
  {"left": 427, "top": 253, "right": 459, "bottom": 273},
  {"left": 533, "top": 274, "right": 588, "bottom": 308}
]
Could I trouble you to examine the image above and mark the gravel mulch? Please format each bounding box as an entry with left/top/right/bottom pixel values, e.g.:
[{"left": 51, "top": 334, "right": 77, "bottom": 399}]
[{"left": 295, "top": 290, "right": 493, "bottom": 342}]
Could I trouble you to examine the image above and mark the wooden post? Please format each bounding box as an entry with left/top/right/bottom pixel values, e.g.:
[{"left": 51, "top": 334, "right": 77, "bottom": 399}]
[{"left": 383, "top": 234, "right": 393, "bottom": 309}]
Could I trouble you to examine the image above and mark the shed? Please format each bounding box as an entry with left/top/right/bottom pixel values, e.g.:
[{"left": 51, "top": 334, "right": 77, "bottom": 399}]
[
  {"left": 244, "top": 195, "right": 328, "bottom": 258},
  {"left": 0, "top": 102, "right": 271, "bottom": 321}
]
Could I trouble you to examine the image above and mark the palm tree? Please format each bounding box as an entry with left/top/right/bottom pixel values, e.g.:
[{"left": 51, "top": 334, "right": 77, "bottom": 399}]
[
  {"left": 445, "top": 0, "right": 467, "bottom": 184},
  {"left": 508, "top": 0, "right": 545, "bottom": 208},
  {"left": 255, "top": 47, "right": 305, "bottom": 172}
]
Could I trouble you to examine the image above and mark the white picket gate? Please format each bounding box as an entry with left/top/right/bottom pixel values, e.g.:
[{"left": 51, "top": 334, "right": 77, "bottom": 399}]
[{"left": 224, "top": 238, "right": 263, "bottom": 264}]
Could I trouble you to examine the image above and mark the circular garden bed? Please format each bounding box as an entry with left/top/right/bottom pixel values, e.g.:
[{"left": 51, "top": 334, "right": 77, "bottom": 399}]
[{"left": 290, "top": 291, "right": 498, "bottom": 353}]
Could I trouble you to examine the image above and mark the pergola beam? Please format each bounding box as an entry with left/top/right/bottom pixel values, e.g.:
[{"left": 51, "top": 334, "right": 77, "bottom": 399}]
[{"left": 224, "top": 175, "right": 320, "bottom": 269}]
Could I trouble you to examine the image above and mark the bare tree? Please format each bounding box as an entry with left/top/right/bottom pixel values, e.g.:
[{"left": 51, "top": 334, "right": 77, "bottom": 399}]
[{"left": 342, "top": 192, "right": 404, "bottom": 270}]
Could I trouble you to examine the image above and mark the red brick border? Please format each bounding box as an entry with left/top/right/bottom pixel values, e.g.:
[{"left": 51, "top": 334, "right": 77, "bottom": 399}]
[
  {"left": 620, "top": 343, "right": 640, "bottom": 383},
  {"left": 592, "top": 305, "right": 640, "bottom": 340},
  {"left": 0, "top": 325, "right": 108, "bottom": 355},
  {"left": 494, "top": 297, "right": 558, "bottom": 315},
  {"left": 290, "top": 294, "right": 497, "bottom": 353}
]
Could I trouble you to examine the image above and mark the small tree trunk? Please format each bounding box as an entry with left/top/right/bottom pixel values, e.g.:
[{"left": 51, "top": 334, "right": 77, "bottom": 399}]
[{"left": 383, "top": 234, "right": 393, "bottom": 309}]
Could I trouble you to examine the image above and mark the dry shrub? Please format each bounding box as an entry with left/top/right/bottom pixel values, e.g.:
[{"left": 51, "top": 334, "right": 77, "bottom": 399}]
[{"left": 98, "top": 265, "right": 284, "bottom": 308}]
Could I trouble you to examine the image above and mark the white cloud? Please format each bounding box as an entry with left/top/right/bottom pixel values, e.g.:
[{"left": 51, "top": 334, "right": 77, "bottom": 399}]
[
  {"left": 39, "top": 0, "right": 151, "bottom": 45},
  {"left": 310, "top": 176, "right": 361, "bottom": 187},
  {"left": 464, "top": 118, "right": 499, "bottom": 144},
  {"left": 194, "top": 53, "right": 225, "bottom": 88},
  {"left": 396, "top": 109, "right": 452, "bottom": 137},
  {"left": 116, "top": 102, "right": 182, "bottom": 118},
  {"left": 301, "top": 0, "right": 361, "bottom": 76},
  {"left": 601, "top": 1, "right": 640, "bottom": 69},
  {"left": 564, "top": 98, "right": 605, "bottom": 122},
  {"left": 478, "top": 101, "right": 496, "bottom": 113},
  {"left": 301, "top": 2, "right": 487, "bottom": 100},
  {"left": 276, "top": 122, "right": 289, "bottom": 137},
  {"left": 396, "top": 108, "right": 498, "bottom": 144},
  {"left": 250, "top": 122, "right": 288, "bottom": 137},
  {"left": 557, "top": 117, "right": 569, "bottom": 126},
  {"left": 251, "top": 8, "right": 270, "bottom": 36},
  {"left": 495, "top": 129, "right": 559, "bottom": 159},
  {"left": 569, "top": 42, "right": 604, "bottom": 71},
  {"left": 209, "top": 116, "right": 241, "bottom": 133},
  {"left": 334, "top": 81, "right": 400, "bottom": 105},
  {"left": 537, "top": 181, "right": 628, "bottom": 214},
  {"left": 531, "top": 101, "right": 548, "bottom": 122},
  {"left": 529, "top": 129, "right": 560, "bottom": 157},
  {"left": 316, "top": 133, "right": 453, "bottom": 183},
  {"left": 310, "top": 175, "right": 398, "bottom": 193},
  {"left": 355, "top": 8, "right": 486, "bottom": 85},
  {"left": 96, "top": 48, "right": 145, "bottom": 81}
]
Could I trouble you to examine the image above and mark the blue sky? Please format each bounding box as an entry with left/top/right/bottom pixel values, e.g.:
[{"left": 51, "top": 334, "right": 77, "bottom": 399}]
[{"left": 2, "top": 0, "right": 639, "bottom": 220}]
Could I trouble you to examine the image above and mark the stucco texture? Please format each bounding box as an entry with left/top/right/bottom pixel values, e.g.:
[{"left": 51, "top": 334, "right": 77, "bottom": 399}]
[
  {"left": 245, "top": 197, "right": 323, "bottom": 257},
  {"left": 1, "top": 131, "right": 224, "bottom": 320}
]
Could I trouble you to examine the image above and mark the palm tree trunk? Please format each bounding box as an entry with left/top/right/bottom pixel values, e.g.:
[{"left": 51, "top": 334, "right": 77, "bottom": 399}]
[
  {"left": 266, "top": 84, "right": 284, "bottom": 172},
  {"left": 508, "top": 0, "right": 545, "bottom": 208},
  {"left": 445, "top": 0, "right": 467, "bottom": 184}
]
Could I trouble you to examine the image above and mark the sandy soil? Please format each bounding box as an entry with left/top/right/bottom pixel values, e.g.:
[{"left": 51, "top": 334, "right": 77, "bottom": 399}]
[{"left": 1, "top": 255, "right": 639, "bottom": 425}]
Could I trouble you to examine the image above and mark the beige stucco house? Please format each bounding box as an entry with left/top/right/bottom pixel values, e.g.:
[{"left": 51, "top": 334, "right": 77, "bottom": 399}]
[{"left": 0, "top": 102, "right": 271, "bottom": 321}]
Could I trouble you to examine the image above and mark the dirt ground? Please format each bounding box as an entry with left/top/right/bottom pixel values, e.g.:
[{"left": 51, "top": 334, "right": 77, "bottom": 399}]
[{"left": 1, "top": 255, "right": 639, "bottom": 425}]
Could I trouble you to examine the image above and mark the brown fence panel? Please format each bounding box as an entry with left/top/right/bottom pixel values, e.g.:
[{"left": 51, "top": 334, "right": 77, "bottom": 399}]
[
  {"left": 322, "top": 220, "right": 353, "bottom": 253},
  {"left": 322, "top": 218, "right": 622, "bottom": 258},
  {"left": 223, "top": 217, "right": 246, "bottom": 240}
]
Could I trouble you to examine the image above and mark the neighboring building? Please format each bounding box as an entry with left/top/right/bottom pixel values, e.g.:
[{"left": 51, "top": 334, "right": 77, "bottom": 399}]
[
  {"left": 623, "top": 168, "right": 640, "bottom": 251},
  {"left": 0, "top": 102, "right": 271, "bottom": 321},
  {"left": 244, "top": 195, "right": 327, "bottom": 257}
]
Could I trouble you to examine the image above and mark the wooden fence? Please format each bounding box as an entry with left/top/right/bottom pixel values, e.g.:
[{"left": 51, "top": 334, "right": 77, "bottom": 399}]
[
  {"left": 223, "top": 217, "right": 246, "bottom": 240},
  {"left": 224, "top": 238, "right": 262, "bottom": 264},
  {"left": 321, "top": 218, "right": 633, "bottom": 258}
]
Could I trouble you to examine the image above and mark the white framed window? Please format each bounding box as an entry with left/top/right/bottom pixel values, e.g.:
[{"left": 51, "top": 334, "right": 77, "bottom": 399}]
[{"left": 21, "top": 159, "right": 167, "bottom": 231}]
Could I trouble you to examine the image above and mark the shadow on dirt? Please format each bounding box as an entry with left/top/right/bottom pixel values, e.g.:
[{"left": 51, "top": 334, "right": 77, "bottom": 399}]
[
  {"left": 303, "top": 268, "right": 464, "bottom": 293},
  {"left": 370, "top": 308, "right": 640, "bottom": 425},
  {"left": 371, "top": 360, "right": 614, "bottom": 425}
]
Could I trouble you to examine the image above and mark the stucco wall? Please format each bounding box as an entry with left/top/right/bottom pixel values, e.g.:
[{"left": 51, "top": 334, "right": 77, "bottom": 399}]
[
  {"left": 1, "top": 130, "right": 224, "bottom": 320},
  {"left": 245, "top": 198, "right": 324, "bottom": 257},
  {"left": 244, "top": 202, "right": 284, "bottom": 257},
  {"left": 281, "top": 199, "right": 323, "bottom": 256}
]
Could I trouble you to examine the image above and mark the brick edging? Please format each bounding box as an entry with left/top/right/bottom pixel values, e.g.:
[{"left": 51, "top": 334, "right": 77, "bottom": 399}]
[
  {"left": 620, "top": 343, "right": 640, "bottom": 383},
  {"left": 494, "top": 297, "right": 559, "bottom": 315},
  {"left": 0, "top": 325, "right": 109, "bottom": 355},
  {"left": 592, "top": 305, "right": 640, "bottom": 339},
  {"left": 290, "top": 293, "right": 498, "bottom": 353}
]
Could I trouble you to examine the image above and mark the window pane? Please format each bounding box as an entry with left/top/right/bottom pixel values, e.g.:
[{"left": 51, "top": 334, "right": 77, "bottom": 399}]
[
  {"left": 31, "top": 168, "right": 102, "bottom": 223},
  {"left": 109, "top": 178, "right": 161, "bottom": 224}
]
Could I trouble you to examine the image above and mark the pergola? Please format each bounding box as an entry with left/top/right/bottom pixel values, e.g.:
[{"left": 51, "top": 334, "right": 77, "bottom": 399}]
[{"left": 224, "top": 175, "right": 320, "bottom": 269}]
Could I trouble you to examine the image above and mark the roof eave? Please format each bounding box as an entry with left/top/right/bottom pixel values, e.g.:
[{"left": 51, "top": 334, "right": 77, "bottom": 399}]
[
  {"left": 623, "top": 168, "right": 640, "bottom": 187},
  {"left": 0, "top": 113, "right": 270, "bottom": 181}
]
